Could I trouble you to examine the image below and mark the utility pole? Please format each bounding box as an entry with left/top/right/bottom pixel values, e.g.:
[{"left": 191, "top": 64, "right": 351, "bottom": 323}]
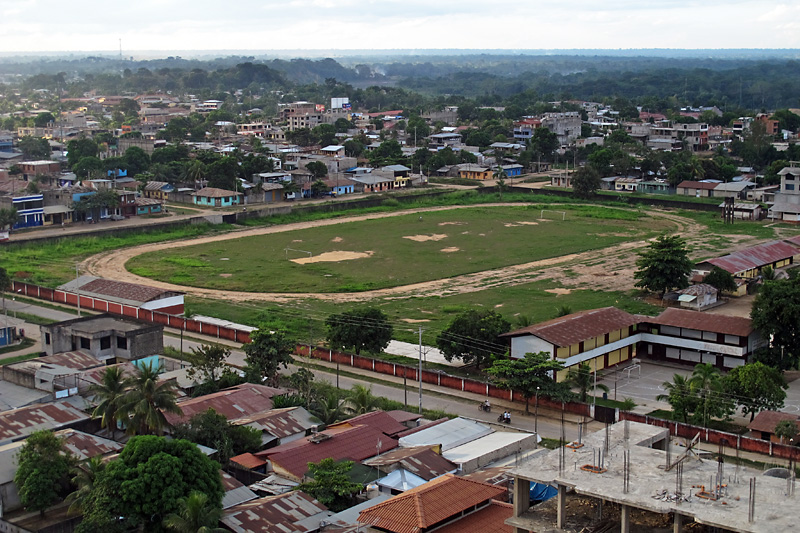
[
  {"left": 418, "top": 327, "right": 423, "bottom": 415},
  {"left": 75, "top": 263, "right": 81, "bottom": 317}
]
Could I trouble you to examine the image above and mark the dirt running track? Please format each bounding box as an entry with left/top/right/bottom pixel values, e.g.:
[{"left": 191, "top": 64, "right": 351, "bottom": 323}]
[{"left": 82, "top": 204, "right": 732, "bottom": 304}]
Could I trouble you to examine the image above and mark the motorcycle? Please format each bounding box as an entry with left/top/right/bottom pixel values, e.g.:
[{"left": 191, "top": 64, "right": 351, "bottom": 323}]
[
  {"left": 478, "top": 403, "right": 492, "bottom": 413},
  {"left": 497, "top": 414, "right": 511, "bottom": 424}
]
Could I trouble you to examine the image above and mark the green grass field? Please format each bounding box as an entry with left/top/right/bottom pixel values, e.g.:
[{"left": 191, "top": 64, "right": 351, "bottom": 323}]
[{"left": 128, "top": 205, "right": 662, "bottom": 293}]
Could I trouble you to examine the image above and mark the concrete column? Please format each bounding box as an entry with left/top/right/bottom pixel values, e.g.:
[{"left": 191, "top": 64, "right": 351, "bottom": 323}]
[
  {"left": 557, "top": 484, "right": 567, "bottom": 529},
  {"left": 673, "top": 512, "right": 683, "bottom": 533},
  {"left": 513, "top": 478, "right": 530, "bottom": 518},
  {"left": 620, "top": 504, "right": 631, "bottom": 533}
]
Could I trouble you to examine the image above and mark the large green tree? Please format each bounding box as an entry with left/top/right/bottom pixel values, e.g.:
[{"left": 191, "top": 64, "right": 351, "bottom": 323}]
[
  {"left": 242, "top": 327, "right": 295, "bottom": 385},
  {"left": 751, "top": 276, "right": 800, "bottom": 370},
  {"left": 187, "top": 343, "right": 230, "bottom": 385},
  {"left": 571, "top": 166, "right": 601, "bottom": 199},
  {"left": 18, "top": 135, "right": 51, "bottom": 159},
  {"left": 487, "top": 352, "right": 568, "bottom": 413},
  {"left": 0, "top": 207, "right": 18, "bottom": 232},
  {"left": 172, "top": 408, "right": 262, "bottom": 465},
  {"left": 163, "top": 491, "right": 226, "bottom": 533},
  {"left": 76, "top": 436, "right": 223, "bottom": 532},
  {"left": 296, "top": 459, "right": 363, "bottom": 512},
  {"left": 14, "top": 430, "right": 76, "bottom": 515},
  {"left": 326, "top": 307, "right": 393, "bottom": 356},
  {"left": 703, "top": 266, "right": 737, "bottom": 294},
  {"left": 724, "top": 361, "right": 787, "bottom": 421},
  {"left": 634, "top": 234, "right": 693, "bottom": 298},
  {"left": 436, "top": 309, "right": 510, "bottom": 368}
]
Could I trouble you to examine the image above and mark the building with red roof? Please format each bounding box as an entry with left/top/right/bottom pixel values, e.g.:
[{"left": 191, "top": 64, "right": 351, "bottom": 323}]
[
  {"left": 165, "top": 383, "right": 285, "bottom": 426},
  {"left": 357, "top": 474, "right": 507, "bottom": 533}
]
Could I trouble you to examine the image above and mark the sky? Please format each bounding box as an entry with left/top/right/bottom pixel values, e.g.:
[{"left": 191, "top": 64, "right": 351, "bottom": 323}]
[{"left": 0, "top": 0, "right": 798, "bottom": 54}]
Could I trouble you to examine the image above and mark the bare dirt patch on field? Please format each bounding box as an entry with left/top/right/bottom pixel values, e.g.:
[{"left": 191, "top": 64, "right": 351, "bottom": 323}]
[
  {"left": 219, "top": 273, "right": 233, "bottom": 278},
  {"left": 401, "top": 318, "right": 431, "bottom": 323},
  {"left": 291, "top": 251, "right": 374, "bottom": 264},
  {"left": 545, "top": 288, "right": 572, "bottom": 295},
  {"left": 331, "top": 236, "right": 343, "bottom": 242},
  {"left": 404, "top": 233, "right": 448, "bottom": 242},
  {"left": 438, "top": 222, "right": 465, "bottom": 226},
  {"left": 440, "top": 247, "right": 460, "bottom": 253}
]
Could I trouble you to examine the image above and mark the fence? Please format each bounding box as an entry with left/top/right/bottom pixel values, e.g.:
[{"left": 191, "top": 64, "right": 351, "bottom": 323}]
[{"left": 620, "top": 411, "right": 800, "bottom": 462}]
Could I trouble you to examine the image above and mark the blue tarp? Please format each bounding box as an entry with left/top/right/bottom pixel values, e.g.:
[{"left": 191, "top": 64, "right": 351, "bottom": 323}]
[{"left": 530, "top": 482, "right": 557, "bottom": 502}]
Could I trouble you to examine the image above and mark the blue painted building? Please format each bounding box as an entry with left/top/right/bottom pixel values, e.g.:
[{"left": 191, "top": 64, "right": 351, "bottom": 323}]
[
  {"left": 11, "top": 194, "right": 44, "bottom": 229},
  {"left": 501, "top": 164, "right": 524, "bottom": 177}
]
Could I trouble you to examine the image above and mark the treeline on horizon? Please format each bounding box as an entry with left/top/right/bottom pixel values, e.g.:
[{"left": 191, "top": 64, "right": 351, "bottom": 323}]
[{"left": 3, "top": 54, "right": 800, "bottom": 111}]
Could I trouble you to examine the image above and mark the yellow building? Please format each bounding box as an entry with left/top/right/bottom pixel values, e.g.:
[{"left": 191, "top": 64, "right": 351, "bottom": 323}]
[
  {"left": 502, "top": 307, "right": 639, "bottom": 382},
  {"left": 458, "top": 164, "right": 493, "bottom": 180}
]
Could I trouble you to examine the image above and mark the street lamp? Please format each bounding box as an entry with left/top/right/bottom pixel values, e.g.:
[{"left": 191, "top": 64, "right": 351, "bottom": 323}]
[{"left": 534, "top": 386, "right": 541, "bottom": 434}]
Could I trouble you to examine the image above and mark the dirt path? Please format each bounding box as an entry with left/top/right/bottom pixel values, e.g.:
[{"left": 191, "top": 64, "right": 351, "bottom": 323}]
[{"left": 81, "top": 205, "right": 748, "bottom": 304}]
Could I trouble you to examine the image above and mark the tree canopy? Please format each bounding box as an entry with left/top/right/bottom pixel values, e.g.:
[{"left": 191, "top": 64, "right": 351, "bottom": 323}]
[
  {"left": 296, "top": 459, "right": 363, "bottom": 512},
  {"left": 487, "top": 352, "right": 568, "bottom": 413},
  {"left": 703, "top": 266, "right": 737, "bottom": 294},
  {"left": 436, "top": 309, "right": 510, "bottom": 368},
  {"left": 723, "top": 361, "right": 787, "bottom": 421},
  {"left": 14, "top": 430, "right": 76, "bottom": 515},
  {"left": 326, "top": 307, "right": 393, "bottom": 356},
  {"left": 634, "top": 234, "right": 692, "bottom": 298},
  {"left": 172, "top": 408, "right": 262, "bottom": 465},
  {"left": 571, "top": 166, "right": 601, "bottom": 199},
  {"left": 242, "top": 327, "right": 295, "bottom": 385},
  {"left": 187, "top": 343, "right": 230, "bottom": 385},
  {"left": 751, "top": 276, "right": 800, "bottom": 370}
]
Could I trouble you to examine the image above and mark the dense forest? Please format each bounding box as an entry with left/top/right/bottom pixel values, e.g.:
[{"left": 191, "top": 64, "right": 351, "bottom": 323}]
[{"left": 2, "top": 53, "right": 800, "bottom": 110}]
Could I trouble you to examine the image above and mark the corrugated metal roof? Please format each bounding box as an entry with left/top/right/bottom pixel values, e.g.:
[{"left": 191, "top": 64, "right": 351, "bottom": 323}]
[
  {"left": 60, "top": 275, "right": 182, "bottom": 304},
  {"left": 502, "top": 307, "right": 639, "bottom": 348},
  {"left": 166, "top": 384, "right": 285, "bottom": 426},
  {"left": 329, "top": 410, "right": 408, "bottom": 437},
  {"left": 747, "top": 410, "right": 800, "bottom": 434},
  {"left": 357, "top": 474, "right": 505, "bottom": 533},
  {"left": 702, "top": 240, "right": 799, "bottom": 275},
  {"left": 0, "top": 401, "right": 89, "bottom": 444},
  {"left": 649, "top": 308, "right": 753, "bottom": 337},
  {"left": 398, "top": 418, "right": 492, "bottom": 452},
  {"left": 222, "top": 491, "right": 329, "bottom": 532}
]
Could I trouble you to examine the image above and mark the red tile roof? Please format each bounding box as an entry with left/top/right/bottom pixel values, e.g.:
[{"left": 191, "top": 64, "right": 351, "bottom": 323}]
[
  {"left": 699, "top": 240, "right": 799, "bottom": 275},
  {"left": 747, "top": 410, "right": 800, "bottom": 434},
  {"left": 257, "top": 424, "right": 397, "bottom": 480},
  {"left": 357, "top": 474, "right": 506, "bottom": 533},
  {"left": 502, "top": 307, "right": 638, "bottom": 347},
  {"left": 166, "top": 384, "right": 285, "bottom": 426},
  {"left": 435, "top": 500, "right": 513, "bottom": 533},
  {"left": 329, "top": 410, "right": 408, "bottom": 437},
  {"left": 649, "top": 308, "right": 753, "bottom": 337}
]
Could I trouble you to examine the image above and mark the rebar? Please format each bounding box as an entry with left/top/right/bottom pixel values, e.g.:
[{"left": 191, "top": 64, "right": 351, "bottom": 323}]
[{"left": 748, "top": 477, "right": 756, "bottom": 523}]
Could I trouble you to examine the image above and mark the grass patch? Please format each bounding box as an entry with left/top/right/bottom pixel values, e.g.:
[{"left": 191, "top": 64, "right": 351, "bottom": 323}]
[
  {"left": 128, "top": 205, "right": 660, "bottom": 293},
  {"left": 0, "top": 338, "right": 36, "bottom": 356},
  {"left": 428, "top": 177, "right": 482, "bottom": 187},
  {"left": 15, "top": 312, "right": 59, "bottom": 326},
  {"left": 540, "top": 438, "right": 565, "bottom": 449}
]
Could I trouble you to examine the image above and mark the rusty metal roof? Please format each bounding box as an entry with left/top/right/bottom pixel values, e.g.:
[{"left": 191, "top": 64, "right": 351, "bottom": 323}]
[
  {"left": 234, "top": 406, "right": 315, "bottom": 439},
  {"left": 649, "top": 308, "right": 753, "bottom": 337},
  {"left": 8, "top": 351, "right": 103, "bottom": 376},
  {"left": 363, "top": 447, "right": 456, "bottom": 481},
  {"left": 502, "top": 307, "right": 639, "bottom": 347},
  {"left": 748, "top": 410, "right": 800, "bottom": 434},
  {"left": 0, "top": 401, "right": 90, "bottom": 444},
  {"left": 677, "top": 180, "right": 718, "bottom": 190},
  {"left": 53, "top": 429, "right": 122, "bottom": 460},
  {"left": 167, "top": 384, "right": 285, "bottom": 426},
  {"left": 257, "top": 424, "right": 398, "bottom": 481},
  {"left": 700, "top": 240, "right": 799, "bottom": 275},
  {"left": 230, "top": 452, "right": 267, "bottom": 470},
  {"left": 328, "top": 410, "right": 408, "bottom": 437},
  {"left": 76, "top": 276, "right": 183, "bottom": 304},
  {"left": 357, "top": 474, "right": 506, "bottom": 533},
  {"left": 221, "top": 491, "right": 328, "bottom": 533}
]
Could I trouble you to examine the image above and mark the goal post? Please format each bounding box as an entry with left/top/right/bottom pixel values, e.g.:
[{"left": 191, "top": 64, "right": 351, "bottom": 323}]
[
  {"left": 284, "top": 247, "right": 313, "bottom": 260},
  {"left": 539, "top": 209, "right": 566, "bottom": 221}
]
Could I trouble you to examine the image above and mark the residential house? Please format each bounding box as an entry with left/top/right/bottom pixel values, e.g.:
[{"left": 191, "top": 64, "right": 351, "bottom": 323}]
[
  {"left": 58, "top": 275, "right": 185, "bottom": 314},
  {"left": 398, "top": 417, "right": 492, "bottom": 452},
  {"left": 513, "top": 118, "right": 542, "bottom": 142},
  {"left": 429, "top": 132, "right": 463, "bottom": 147},
  {"left": 135, "top": 196, "right": 163, "bottom": 215},
  {"left": 363, "top": 447, "right": 458, "bottom": 494},
  {"left": 502, "top": 307, "right": 639, "bottom": 381},
  {"left": 747, "top": 411, "right": 800, "bottom": 443},
  {"left": 165, "top": 384, "right": 285, "bottom": 427},
  {"left": 613, "top": 177, "right": 641, "bottom": 192},
  {"left": 458, "top": 164, "right": 492, "bottom": 180},
  {"left": 2, "top": 351, "right": 104, "bottom": 395},
  {"left": 143, "top": 181, "right": 174, "bottom": 200},
  {"left": 222, "top": 491, "right": 331, "bottom": 532},
  {"left": 498, "top": 163, "right": 524, "bottom": 177},
  {"left": 676, "top": 181, "right": 717, "bottom": 197},
  {"left": 328, "top": 410, "right": 409, "bottom": 439},
  {"left": 638, "top": 181, "right": 674, "bottom": 195},
  {"left": 233, "top": 406, "right": 318, "bottom": 448},
  {"left": 192, "top": 187, "right": 243, "bottom": 207},
  {"left": 255, "top": 424, "right": 398, "bottom": 481},
  {"left": 358, "top": 474, "right": 510, "bottom": 533},
  {"left": 261, "top": 182, "right": 284, "bottom": 203},
  {"left": 323, "top": 176, "right": 355, "bottom": 196},
  {"left": 0, "top": 401, "right": 90, "bottom": 445},
  {"left": 718, "top": 201, "right": 763, "bottom": 221},
  {"left": 40, "top": 313, "right": 164, "bottom": 362},
  {"left": 9, "top": 193, "right": 44, "bottom": 229},
  {"left": 711, "top": 181, "right": 756, "bottom": 199},
  {"left": 350, "top": 174, "right": 395, "bottom": 193},
  {"left": 540, "top": 112, "right": 582, "bottom": 146},
  {"left": 19, "top": 160, "right": 60, "bottom": 180}
]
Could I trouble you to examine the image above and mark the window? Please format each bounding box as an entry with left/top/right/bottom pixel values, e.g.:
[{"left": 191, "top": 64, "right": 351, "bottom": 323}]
[
  {"left": 44, "top": 333, "right": 51, "bottom": 345},
  {"left": 100, "top": 336, "right": 111, "bottom": 350},
  {"left": 117, "top": 336, "right": 128, "bottom": 350},
  {"left": 79, "top": 337, "right": 90, "bottom": 350}
]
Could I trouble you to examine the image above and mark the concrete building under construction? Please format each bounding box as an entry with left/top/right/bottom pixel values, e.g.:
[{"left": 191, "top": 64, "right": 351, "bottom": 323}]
[{"left": 508, "top": 421, "right": 796, "bottom": 533}]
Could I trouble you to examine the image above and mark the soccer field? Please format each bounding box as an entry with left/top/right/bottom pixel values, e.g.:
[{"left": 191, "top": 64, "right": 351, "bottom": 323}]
[{"left": 127, "top": 205, "right": 661, "bottom": 293}]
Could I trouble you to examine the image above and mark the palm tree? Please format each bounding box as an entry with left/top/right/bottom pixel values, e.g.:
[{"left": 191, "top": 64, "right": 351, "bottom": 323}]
[
  {"left": 312, "top": 392, "right": 347, "bottom": 425},
  {"left": 343, "top": 385, "right": 379, "bottom": 415},
  {"left": 656, "top": 374, "right": 695, "bottom": 423},
  {"left": 182, "top": 160, "right": 207, "bottom": 189},
  {"left": 89, "top": 366, "right": 127, "bottom": 439},
  {"left": 163, "top": 491, "right": 226, "bottom": 533},
  {"left": 566, "top": 363, "right": 609, "bottom": 403},
  {"left": 66, "top": 456, "right": 105, "bottom": 516},
  {"left": 689, "top": 363, "right": 725, "bottom": 427},
  {"left": 120, "top": 362, "right": 182, "bottom": 436}
]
